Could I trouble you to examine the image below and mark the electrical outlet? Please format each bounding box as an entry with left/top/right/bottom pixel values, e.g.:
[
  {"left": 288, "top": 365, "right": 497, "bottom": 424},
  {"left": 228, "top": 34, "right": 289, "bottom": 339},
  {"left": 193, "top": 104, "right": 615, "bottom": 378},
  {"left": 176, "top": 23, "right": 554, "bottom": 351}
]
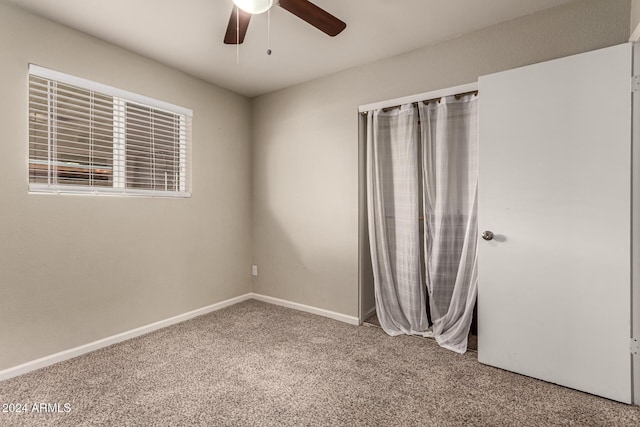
[{"left": 251, "top": 265, "right": 258, "bottom": 276}]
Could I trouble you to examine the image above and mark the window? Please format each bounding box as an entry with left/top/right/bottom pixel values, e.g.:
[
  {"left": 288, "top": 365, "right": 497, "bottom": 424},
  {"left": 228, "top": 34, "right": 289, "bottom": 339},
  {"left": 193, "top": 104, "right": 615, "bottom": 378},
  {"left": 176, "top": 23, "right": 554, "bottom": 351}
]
[{"left": 28, "top": 65, "right": 192, "bottom": 197}]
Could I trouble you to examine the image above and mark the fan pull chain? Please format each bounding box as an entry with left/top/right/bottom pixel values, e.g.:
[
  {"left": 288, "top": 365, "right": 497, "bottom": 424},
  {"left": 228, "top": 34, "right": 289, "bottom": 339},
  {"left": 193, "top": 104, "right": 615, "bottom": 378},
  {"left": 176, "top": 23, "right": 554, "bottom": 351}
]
[
  {"left": 236, "top": 6, "right": 240, "bottom": 64},
  {"left": 267, "top": 8, "right": 272, "bottom": 56}
]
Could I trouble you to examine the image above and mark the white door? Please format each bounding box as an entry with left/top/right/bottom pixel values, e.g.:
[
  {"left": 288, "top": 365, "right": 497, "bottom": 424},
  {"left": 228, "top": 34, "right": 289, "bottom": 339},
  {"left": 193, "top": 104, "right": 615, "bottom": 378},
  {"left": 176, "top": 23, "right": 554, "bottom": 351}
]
[{"left": 478, "top": 43, "right": 632, "bottom": 403}]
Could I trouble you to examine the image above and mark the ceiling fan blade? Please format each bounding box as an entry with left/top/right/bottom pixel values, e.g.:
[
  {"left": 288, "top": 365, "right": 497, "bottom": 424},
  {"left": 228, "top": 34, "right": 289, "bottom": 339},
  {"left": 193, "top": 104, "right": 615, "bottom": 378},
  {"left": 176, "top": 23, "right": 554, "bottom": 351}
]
[
  {"left": 278, "top": 0, "right": 346, "bottom": 37},
  {"left": 224, "top": 6, "right": 252, "bottom": 44}
]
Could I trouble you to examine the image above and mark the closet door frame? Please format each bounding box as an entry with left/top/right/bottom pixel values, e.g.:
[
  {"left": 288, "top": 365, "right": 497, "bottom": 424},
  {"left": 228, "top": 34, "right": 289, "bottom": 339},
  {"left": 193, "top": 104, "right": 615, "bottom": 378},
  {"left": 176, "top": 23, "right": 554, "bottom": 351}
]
[{"left": 632, "top": 42, "right": 640, "bottom": 405}]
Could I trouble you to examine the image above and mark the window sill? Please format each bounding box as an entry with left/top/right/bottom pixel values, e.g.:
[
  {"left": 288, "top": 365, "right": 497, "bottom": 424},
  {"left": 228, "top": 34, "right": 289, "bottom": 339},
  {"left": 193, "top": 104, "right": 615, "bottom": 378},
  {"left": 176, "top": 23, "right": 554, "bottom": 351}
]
[{"left": 28, "top": 183, "right": 191, "bottom": 198}]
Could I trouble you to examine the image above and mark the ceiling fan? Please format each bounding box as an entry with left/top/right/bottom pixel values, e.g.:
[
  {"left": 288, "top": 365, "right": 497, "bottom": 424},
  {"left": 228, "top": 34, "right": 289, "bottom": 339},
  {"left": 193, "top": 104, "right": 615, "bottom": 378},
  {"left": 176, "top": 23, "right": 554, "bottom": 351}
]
[{"left": 224, "top": 0, "right": 346, "bottom": 45}]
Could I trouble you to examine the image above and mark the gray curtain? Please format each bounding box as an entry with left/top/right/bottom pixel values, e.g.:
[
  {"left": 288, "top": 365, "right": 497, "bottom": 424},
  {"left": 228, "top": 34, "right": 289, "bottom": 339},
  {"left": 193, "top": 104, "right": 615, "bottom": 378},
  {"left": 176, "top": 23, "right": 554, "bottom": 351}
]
[
  {"left": 367, "top": 105, "right": 430, "bottom": 336},
  {"left": 366, "top": 94, "right": 478, "bottom": 353}
]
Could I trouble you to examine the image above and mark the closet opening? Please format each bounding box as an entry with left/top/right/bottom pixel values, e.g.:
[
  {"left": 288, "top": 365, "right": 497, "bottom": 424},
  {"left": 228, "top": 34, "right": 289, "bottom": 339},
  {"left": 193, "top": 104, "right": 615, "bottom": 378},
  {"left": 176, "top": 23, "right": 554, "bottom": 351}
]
[{"left": 358, "top": 83, "right": 479, "bottom": 355}]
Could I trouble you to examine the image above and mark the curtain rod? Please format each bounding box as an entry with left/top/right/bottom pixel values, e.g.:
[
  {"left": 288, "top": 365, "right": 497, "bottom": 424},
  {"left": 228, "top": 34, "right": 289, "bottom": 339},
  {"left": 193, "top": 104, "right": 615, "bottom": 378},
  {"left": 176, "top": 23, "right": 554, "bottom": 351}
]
[
  {"left": 361, "top": 90, "right": 478, "bottom": 115},
  {"left": 358, "top": 82, "right": 478, "bottom": 114}
]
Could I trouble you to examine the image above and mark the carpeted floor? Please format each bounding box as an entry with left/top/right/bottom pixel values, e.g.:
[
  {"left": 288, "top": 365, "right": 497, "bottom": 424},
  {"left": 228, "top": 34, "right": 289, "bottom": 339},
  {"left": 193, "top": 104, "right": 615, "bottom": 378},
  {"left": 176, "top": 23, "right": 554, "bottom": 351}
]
[{"left": 1, "top": 300, "right": 639, "bottom": 426}]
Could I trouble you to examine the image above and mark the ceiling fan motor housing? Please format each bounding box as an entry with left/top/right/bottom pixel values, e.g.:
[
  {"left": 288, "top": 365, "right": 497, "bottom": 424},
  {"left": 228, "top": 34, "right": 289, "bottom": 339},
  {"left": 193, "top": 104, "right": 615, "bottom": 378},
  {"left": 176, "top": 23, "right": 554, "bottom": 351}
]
[{"left": 225, "top": 0, "right": 346, "bottom": 45}]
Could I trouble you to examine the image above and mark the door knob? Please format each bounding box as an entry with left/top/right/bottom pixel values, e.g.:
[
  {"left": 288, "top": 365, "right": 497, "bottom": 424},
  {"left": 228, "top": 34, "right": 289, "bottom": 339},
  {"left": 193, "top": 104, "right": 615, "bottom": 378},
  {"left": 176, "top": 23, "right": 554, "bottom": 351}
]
[{"left": 482, "top": 231, "right": 494, "bottom": 241}]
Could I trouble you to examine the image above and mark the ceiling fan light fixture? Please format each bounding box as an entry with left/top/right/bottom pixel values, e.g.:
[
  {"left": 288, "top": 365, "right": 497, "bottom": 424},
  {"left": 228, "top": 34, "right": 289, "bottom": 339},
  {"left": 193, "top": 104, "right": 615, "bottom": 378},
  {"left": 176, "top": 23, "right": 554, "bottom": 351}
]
[{"left": 232, "top": 0, "right": 273, "bottom": 15}]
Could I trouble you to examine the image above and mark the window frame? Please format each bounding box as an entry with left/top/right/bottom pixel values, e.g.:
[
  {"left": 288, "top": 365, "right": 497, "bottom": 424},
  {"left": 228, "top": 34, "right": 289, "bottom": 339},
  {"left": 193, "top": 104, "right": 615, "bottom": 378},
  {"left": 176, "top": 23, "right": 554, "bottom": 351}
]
[{"left": 28, "top": 64, "right": 192, "bottom": 198}]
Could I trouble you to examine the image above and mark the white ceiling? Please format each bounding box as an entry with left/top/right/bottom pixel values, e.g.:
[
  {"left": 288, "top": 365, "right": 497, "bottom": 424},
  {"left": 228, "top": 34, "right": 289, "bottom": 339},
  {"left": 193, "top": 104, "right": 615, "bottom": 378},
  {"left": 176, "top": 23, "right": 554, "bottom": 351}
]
[{"left": 8, "top": 0, "right": 574, "bottom": 97}]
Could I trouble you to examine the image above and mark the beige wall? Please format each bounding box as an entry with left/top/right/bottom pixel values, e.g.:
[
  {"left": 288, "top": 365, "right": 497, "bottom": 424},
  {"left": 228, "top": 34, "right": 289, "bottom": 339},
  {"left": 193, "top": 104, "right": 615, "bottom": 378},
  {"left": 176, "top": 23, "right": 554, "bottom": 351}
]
[
  {"left": 251, "top": 0, "right": 631, "bottom": 318},
  {"left": 0, "top": 1, "right": 252, "bottom": 370},
  {"left": 632, "top": 0, "right": 640, "bottom": 34}
]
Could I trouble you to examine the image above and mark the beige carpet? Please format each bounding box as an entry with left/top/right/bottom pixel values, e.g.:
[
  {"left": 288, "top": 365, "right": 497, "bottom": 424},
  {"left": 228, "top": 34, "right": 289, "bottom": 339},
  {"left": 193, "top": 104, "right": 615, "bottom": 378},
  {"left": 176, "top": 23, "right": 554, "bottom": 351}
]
[{"left": 1, "top": 300, "right": 639, "bottom": 426}]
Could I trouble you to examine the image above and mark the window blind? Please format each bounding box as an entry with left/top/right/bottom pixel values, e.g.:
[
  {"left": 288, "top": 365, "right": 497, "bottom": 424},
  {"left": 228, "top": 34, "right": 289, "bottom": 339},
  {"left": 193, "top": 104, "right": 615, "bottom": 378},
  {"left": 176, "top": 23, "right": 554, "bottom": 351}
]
[{"left": 28, "top": 65, "right": 192, "bottom": 197}]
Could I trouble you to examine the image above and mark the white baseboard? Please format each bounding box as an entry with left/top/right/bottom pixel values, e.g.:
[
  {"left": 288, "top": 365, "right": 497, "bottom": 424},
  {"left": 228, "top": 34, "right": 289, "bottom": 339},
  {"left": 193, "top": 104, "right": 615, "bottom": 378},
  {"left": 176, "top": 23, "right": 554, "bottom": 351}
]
[
  {"left": 0, "top": 293, "right": 252, "bottom": 382},
  {"left": 249, "top": 293, "right": 360, "bottom": 325},
  {"left": 0, "top": 293, "right": 359, "bottom": 382}
]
